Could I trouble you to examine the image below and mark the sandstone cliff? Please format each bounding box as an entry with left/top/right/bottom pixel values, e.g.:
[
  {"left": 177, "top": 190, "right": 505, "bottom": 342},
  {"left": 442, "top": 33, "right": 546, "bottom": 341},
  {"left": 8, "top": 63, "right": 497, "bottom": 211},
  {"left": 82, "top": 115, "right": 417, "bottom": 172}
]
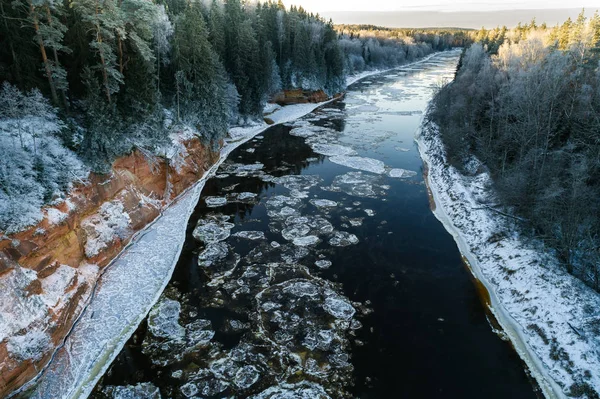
[{"left": 0, "top": 137, "right": 218, "bottom": 397}]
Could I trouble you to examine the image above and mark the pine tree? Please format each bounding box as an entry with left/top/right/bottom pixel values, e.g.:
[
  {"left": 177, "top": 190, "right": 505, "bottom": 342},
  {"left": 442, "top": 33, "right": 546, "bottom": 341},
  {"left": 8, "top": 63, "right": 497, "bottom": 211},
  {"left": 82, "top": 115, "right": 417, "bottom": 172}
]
[{"left": 172, "top": 2, "right": 228, "bottom": 141}]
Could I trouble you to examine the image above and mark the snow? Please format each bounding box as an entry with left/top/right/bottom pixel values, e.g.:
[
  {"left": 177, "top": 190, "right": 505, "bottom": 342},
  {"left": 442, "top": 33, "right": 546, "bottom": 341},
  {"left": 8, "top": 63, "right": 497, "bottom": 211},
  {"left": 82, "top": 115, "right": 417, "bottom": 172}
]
[
  {"left": 46, "top": 208, "right": 68, "bottom": 225},
  {"left": 82, "top": 201, "right": 131, "bottom": 258},
  {"left": 329, "top": 156, "right": 386, "bottom": 174},
  {"left": 7, "top": 330, "right": 52, "bottom": 362},
  {"left": 417, "top": 121, "right": 600, "bottom": 399},
  {"left": 0, "top": 116, "right": 88, "bottom": 233}
]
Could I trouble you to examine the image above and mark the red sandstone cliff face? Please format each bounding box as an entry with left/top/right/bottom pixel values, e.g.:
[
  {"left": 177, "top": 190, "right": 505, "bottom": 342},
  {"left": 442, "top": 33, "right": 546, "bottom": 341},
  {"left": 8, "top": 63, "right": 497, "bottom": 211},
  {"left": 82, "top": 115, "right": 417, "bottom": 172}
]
[
  {"left": 272, "top": 89, "right": 330, "bottom": 106},
  {"left": 0, "top": 137, "right": 218, "bottom": 398}
]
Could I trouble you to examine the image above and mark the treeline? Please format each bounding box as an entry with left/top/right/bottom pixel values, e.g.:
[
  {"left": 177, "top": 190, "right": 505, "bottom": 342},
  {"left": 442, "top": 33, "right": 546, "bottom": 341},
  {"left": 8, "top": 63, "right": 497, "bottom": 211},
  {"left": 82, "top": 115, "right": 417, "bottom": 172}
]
[
  {"left": 336, "top": 25, "right": 472, "bottom": 73},
  {"left": 430, "top": 11, "right": 600, "bottom": 289}
]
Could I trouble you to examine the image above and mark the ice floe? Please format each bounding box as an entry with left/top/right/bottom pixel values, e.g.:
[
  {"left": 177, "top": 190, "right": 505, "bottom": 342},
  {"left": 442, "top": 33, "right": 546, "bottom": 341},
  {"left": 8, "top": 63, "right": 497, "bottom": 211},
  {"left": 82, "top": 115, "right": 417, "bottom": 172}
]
[
  {"left": 388, "top": 168, "right": 417, "bottom": 178},
  {"left": 329, "top": 155, "right": 385, "bottom": 174}
]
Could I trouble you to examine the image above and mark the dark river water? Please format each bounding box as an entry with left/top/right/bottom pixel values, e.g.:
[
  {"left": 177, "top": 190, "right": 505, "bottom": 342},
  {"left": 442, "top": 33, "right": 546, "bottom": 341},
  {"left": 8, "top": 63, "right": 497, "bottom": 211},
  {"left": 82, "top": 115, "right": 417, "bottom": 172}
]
[{"left": 92, "top": 51, "right": 539, "bottom": 399}]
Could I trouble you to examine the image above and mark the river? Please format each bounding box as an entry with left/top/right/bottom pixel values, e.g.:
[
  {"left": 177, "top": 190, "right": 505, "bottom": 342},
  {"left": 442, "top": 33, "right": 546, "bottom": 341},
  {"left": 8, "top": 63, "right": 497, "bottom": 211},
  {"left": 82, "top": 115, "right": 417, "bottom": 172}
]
[{"left": 92, "top": 51, "right": 540, "bottom": 399}]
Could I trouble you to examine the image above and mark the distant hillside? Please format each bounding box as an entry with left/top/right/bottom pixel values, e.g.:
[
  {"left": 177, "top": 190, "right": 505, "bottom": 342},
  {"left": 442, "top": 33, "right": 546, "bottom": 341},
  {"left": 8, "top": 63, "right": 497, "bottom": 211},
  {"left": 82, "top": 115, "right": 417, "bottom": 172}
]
[{"left": 322, "top": 8, "right": 597, "bottom": 29}]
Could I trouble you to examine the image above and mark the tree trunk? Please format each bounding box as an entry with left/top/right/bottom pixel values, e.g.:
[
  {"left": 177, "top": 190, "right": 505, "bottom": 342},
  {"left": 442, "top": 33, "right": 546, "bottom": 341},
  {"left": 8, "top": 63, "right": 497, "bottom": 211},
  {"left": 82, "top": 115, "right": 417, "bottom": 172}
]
[
  {"left": 44, "top": 5, "right": 69, "bottom": 110},
  {"left": 0, "top": 2, "right": 22, "bottom": 85},
  {"left": 95, "top": 0, "right": 111, "bottom": 104},
  {"left": 29, "top": 1, "right": 59, "bottom": 105}
]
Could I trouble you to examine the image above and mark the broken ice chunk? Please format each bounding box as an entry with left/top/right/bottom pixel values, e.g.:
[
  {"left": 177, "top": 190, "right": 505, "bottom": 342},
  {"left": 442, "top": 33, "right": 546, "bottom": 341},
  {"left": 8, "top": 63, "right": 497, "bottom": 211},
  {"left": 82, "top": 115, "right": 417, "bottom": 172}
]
[
  {"left": 193, "top": 220, "right": 234, "bottom": 244},
  {"left": 234, "top": 365, "right": 260, "bottom": 389},
  {"left": 293, "top": 235, "right": 320, "bottom": 246},
  {"left": 310, "top": 199, "right": 338, "bottom": 208},
  {"left": 103, "top": 382, "right": 161, "bottom": 399},
  {"left": 324, "top": 296, "right": 356, "bottom": 320},
  {"left": 388, "top": 168, "right": 417, "bottom": 178},
  {"left": 147, "top": 299, "right": 185, "bottom": 341},
  {"left": 329, "top": 231, "right": 359, "bottom": 247},
  {"left": 329, "top": 156, "right": 385, "bottom": 174},
  {"left": 205, "top": 196, "right": 228, "bottom": 207},
  {"left": 315, "top": 260, "right": 332, "bottom": 269},
  {"left": 198, "top": 242, "right": 229, "bottom": 267},
  {"left": 311, "top": 143, "right": 356, "bottom": 157},
  {"left": 233, "top": 231, "right": 266, "bottom": 240}
]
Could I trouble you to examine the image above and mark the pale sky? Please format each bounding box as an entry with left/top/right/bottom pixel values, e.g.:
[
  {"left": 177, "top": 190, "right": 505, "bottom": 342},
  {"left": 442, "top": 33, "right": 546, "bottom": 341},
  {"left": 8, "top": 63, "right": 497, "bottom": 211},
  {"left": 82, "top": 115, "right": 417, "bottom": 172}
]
[{"left": 284, "top": 0, "right": 599, "bottom": 13}]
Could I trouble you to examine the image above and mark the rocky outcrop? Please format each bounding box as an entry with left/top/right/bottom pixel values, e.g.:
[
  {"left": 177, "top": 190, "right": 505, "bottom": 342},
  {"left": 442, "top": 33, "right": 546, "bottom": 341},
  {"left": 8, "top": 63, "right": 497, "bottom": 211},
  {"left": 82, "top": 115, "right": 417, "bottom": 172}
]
[
  {"left": 0, "top": 137, "right": 219, "bottom": 398},
  {"left": 272, "top": 89, "right": 330, "bottom": 106}
]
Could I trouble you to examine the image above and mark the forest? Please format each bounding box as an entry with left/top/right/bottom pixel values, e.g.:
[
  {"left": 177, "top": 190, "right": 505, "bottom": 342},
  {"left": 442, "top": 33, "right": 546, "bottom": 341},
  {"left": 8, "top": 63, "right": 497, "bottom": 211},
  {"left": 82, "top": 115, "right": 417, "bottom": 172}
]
[
  {"left": 0, "top": 0, "right": 470, "bottom": 234},
  {"left": 430, "top": 12, "right": 600, "bottom": 290}
]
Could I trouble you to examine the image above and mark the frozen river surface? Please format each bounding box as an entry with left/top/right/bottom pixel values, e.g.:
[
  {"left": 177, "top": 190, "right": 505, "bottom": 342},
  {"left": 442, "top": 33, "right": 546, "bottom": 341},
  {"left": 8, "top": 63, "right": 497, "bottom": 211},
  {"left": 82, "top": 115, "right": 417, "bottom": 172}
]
[{"left": 93, "top": 51, "right": 539, "bottom": 399}]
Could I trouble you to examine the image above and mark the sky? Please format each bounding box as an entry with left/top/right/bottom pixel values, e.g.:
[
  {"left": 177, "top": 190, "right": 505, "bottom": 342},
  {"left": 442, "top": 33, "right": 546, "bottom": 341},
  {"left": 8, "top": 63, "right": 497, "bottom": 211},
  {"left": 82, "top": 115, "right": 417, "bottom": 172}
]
[{"left": 284, "top": 0, "right": 599, "bottom": 13}]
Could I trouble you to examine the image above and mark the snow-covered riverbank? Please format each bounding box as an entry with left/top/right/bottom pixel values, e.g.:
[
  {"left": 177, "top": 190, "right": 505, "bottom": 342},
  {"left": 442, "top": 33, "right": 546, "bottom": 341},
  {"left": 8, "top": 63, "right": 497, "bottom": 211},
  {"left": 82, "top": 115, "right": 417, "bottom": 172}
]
[{"left": 416, "top": 120, "right": 600, "bottom": 399}]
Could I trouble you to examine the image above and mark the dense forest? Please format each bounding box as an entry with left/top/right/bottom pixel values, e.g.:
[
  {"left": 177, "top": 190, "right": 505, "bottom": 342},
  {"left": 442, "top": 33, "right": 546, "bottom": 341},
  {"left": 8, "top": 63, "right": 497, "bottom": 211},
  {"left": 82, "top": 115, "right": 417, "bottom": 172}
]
[
  {"left": 0, "top": 0, "right": 470, "bottom": 234},
  {"left": 430, "top": 12, "right": 600, "bottom": 290},
  {"left": 334, "top": 25, "right": 470, "bottom": 73}
]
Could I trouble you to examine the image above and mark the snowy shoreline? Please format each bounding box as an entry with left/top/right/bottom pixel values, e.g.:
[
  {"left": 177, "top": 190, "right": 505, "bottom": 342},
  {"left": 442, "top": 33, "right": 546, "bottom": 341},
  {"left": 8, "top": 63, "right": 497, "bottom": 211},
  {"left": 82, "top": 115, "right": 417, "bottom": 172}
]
[
  {"left": 18, "top": 53, "right": 445, "bottom": 399},
  {"left": 416, "top": 119, "right": 600, "bottom": 399}
]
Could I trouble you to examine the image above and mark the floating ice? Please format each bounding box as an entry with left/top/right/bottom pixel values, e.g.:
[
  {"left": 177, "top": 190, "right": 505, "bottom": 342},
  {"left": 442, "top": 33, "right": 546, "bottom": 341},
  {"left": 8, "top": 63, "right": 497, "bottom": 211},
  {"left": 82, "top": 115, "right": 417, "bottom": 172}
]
[
  {"left": 289, "top": 127, "right": 319, "bottom": 138},
  {"left": 282, "top": 224, "right": 311, "bottom": 241},
  {"left": 147, "top": 299, "right": 185, "bottom": 341},
  {"left": 205, "top": 196, "right": 228, "bottom": 207},
  {"left": 237, "top": 192, "right": 258, "bottom": 201},
  {"left": 193, "top": 219, "right": 234, "bottom": 244},
  {"left": 250, "top": 382, "right": 331, "bottom": 399},
  {"left": 309, "top": 199, "right": 338, "bottom": 208},
  {"left": 266, "top": 195, "right": 302, "bottom": 209},
  {"left": 198, "top": 242, "right": 229, "bottom": 267},
  {"left": 323, "top": 296, "right": 356, "bottom": 320},
  {"left": 234, "top": 365, "right": 260, "bottom": 389},
  {"left": 348, "top": 218, "right": 364, "bottom": 227},
  {"left": 303, "top": 329, "right": 335, "bottom": 351},
  {"left": 180, "top": 382, "right": 198, "bottom": 398},
  {"left": 329, "top": 232, "right": 359, "bottom": 247},
  {"left": 395, "top": 147, "right": 411, "bottom": 152},
  {"left": 364, "top": 209, "right": 376, "bottom": 217},
  {"left": 323, "top": 171, "right": 387, "bottom": 198},
  {"left": 315, "top": 260, "right": 332, "bottom": 269},
  {"left": 307, "top": 217, "right": 334, "bottom": 234},
  {"left": 233, "top": 231, "right": 266, "bottom": 240},
  {"left": 310, "top": 144, "right": 356, "bottom": 157},
  {"left": 388, "top": 168, "right": 417, "bottom": 178},
  {"left": 293, "top": 235, "right": 320, "bottom": 246},
  {"left": 329, "top": 156, "right": 385, "bottom": 174},
  {"left": 274, "top": 175, "right": 322, "bottom": 192},
  {"left": 235, "top": 163, "right": 264, "bottom": 173},
  {"left": 186, "top": 320, "right": 215, "bottom": 348},
  {"left": 103, "top": 382, "right": 161, "bottom": 399},
  {"left": 283, "top": 281, "right": 320, "bottom": 297},
  {"left": 268, "top": 206, "right": 300, "bottom": 219}
]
